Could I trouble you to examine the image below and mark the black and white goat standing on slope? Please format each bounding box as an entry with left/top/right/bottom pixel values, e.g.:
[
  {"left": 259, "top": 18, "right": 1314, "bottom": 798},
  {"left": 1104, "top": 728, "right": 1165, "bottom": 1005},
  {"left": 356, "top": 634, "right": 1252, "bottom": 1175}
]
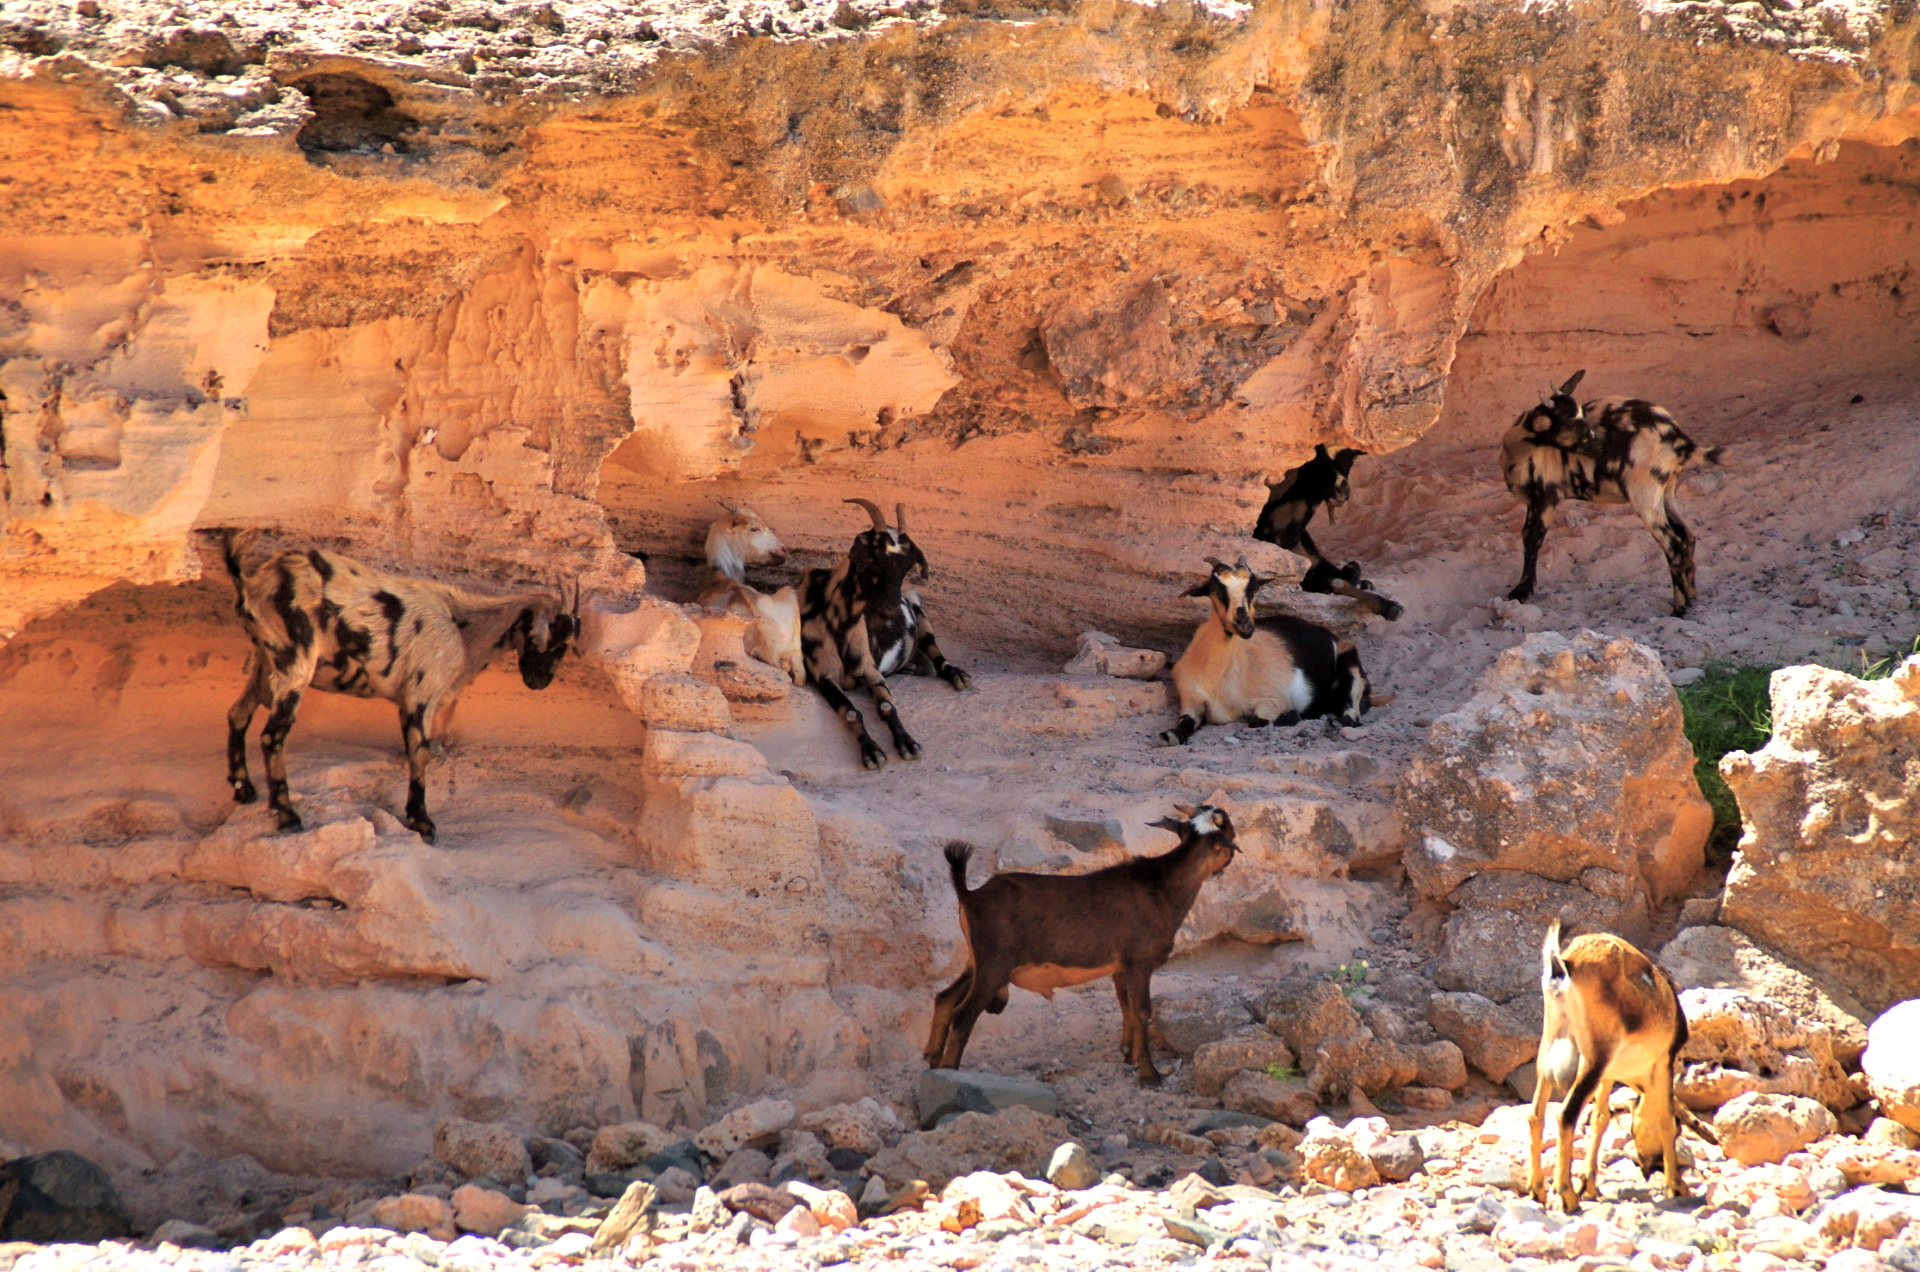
[
  {"left": 1502, "top": 370, "right": 1724, "bottom": 617},
  {"left": 800, "top": 498, "right": 970, "bottom": 769},
  {"left": 213, "top": 530, "right": 578, "bottom": 842},
  {"left": 1252, "top": 443, "right": 1404, "bottom": 620}
]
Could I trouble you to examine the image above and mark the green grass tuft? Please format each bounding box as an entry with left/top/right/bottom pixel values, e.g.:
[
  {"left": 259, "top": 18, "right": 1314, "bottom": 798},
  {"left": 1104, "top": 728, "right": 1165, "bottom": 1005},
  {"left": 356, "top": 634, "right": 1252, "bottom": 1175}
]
[{"left": 1676, "top": 663, "right": 1777, "bottom": 859}]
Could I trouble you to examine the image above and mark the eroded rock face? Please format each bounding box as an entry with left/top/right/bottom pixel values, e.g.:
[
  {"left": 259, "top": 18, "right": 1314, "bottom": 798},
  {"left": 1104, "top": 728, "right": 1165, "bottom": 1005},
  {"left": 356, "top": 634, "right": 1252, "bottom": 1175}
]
[
  {"left": 1721, "top": 660, "right": 1920, "bottom": 1014},
  {"left": 1399, "top": 631, "right": 1711, "bottom": 999},
  {"left": 1401, "top": 631, "right": 1710, "bottom": 904}
]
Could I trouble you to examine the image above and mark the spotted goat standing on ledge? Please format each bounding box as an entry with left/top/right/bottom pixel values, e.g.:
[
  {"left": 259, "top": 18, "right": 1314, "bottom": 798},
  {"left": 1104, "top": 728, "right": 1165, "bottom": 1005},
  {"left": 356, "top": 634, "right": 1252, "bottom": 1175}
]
[
  {"left": 213, "top": 530, "right": 579, "bottom": 843},
  {"left": 1503, "top": 370, "right": 1724, "bottom": 617},
  {"left": 801, "top": 499, "right": 969, "bottom": 769},
  {"left": 1158, "top": 557, "right": 1371, "bottom": 745}
]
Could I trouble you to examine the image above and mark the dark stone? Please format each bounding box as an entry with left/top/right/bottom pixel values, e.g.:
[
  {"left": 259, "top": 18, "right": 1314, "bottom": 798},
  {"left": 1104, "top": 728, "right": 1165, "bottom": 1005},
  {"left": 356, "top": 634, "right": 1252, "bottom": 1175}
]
[
  {"left": 1188, "top": 1110, "right": 1271, "bottom": 1135},
  {"left": 825, "top": 1148, "right": 868, "bottom": 1172},
  {"left": 1883, "top": 1242, "right": 1920, "bottom": 1272},
  {"left": 716, "top": 1182, "right": 799, "bottom": 1223},
  {"left": 0, "top": 1151, "right": 134, "bottom": 1243},
  {"left": 643, "top": 1140, "right": 705, "bottom": 1181},
  {"left": 915, "top": 1069, "right": 1058, "bottom": 1129},
  {"left": 1194, "top": 1158, "right": 1231, "bottom": 1187},
  {"left": 585, "top": 1172, "right": 631, "bottom": 1198}
]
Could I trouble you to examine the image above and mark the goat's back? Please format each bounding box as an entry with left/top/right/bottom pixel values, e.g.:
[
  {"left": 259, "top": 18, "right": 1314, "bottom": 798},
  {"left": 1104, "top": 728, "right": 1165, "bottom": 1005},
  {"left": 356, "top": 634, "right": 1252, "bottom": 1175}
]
[
  {"left": 953, "top": 858, "right": 1194, "bottom": 971},
  {"left": 1549, "top": 932, "right": 1682, "bottom": 1091}
]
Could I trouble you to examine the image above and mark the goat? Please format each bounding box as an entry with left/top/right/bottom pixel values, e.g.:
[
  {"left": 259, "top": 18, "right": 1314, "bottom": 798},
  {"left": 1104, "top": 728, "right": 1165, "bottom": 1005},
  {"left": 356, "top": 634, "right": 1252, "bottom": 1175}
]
[
  {"left": 1158, "top": 557, "right": 1370, "bottom": 745},
  {"left": 1253, "top": 443, "right": 1403, "bottom": 621},
  {"left": 800, "top": 498, "right": 968, "bottom": 769},
  {"left": 213, "top": 530, "right": 578, "bottom": 843},
  {"left": 924, "top": 804, "right": 1239, "bottom": 1085},
  {"left": 1503, "top": 370, "right": 1724, "bottom": 617},
  {"left": 693, "top": 505, "right": 804, "bottom": 686},
  {"left": 1527, "top": 920, "right": 1718, "bottom": 1211}
]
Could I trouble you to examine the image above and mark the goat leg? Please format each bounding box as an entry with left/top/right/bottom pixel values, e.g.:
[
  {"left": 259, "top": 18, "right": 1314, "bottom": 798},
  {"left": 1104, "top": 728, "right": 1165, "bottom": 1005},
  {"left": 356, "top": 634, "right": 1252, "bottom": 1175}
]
[
  {"left": 399, "top": 699, "right": 437, "bottom": 844},
  {"left": 226, "top": 652, "right": 266, "bottom": 805},
  {"left": 911, "top": 623, "right": 970, "bottom": 692},
  {"left": 1581, "top": 1080, "right": 1614, "bottom": 1201},
  {"left": 1120, "top": 963, "right": 1162, "bottom": 1085},
  {"left": 1112, "top": 974, "right": 1136, "bottom": 1065},
  {"left": 1510, "top": 498, "right": 1551, "bottom": 602},
  {"left": 925, "top": 970, "right": 972, "bottom": 1067},
  {"left": 1157, "top": 713, "right": 1204, "bottom": 746},
  {"left": 813, "top": 676, "right": 888, "bottom": 770},
  {"left": 938, "top": 962, "right": 1012, "bottom": 1070},
  {"left": 1557, "top": 1054, "right": 1608, "bottom": 1213},
  {"left": 867, "top": 683, "right": 921, "bottom": 761},
  {"left": 260, "top": 689, "right": 305, "bottom": 833}
]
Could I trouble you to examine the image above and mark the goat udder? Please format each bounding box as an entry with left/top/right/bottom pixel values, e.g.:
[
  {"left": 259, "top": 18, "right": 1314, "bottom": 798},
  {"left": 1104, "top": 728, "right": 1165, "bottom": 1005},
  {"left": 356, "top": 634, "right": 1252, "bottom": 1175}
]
[{"left": 1010, "top": 962, "right": 1120, "bottom": 998}]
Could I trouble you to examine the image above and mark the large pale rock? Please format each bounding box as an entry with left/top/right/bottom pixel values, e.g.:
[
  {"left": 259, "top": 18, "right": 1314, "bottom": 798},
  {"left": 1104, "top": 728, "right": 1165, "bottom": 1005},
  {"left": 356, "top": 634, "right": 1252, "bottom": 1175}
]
[
  {"left": 1677, "top": 987, "right": 1857, "bottom": 1112},
  {"left": 1153, "top": 984, "right": 1258, "bottom": 1055},
  {"left": 1432, "top": 869, "right": 1650, "bottom": 1002},
  {"left": 1222, "top": 1071, "right": 1319, "bottom": 1126},
  {"left": 865, "top": 1106, "right": 1071, "bottom": 1189},
  {"left": 1865, "top": 1001, "right": 1920, "bottom": 1136},
  {"left": 1260, "top": 976, "right": 1415, "bottom": 1098},
  {"left": 450, "top": 1184, "right": 530, "bottom": 1236},
  {"left": 1063, "top": 631, "right": 1166, "bottom": 680},
  {"left": 1298, "top": 1118, "right": 1381, "bottom": 1192},
  {"left": 1660, "top": 926, "right": 1871, "bottom": 1064},
  {"left": 371, "top": 1193, "right": 455, "bottom": 1235},
  {"left": 1721, "top": 661, "right": 1920, "bottom": 1014},
  {"left": 1426, "top": 992, "right": 1542, "bottom": 1085},
  {"left": 1713, "top": 1093, "right": 1838, "bottom": 1166},
  {"left": 1399, "top": 631, "right": 1710, "bottom": 904},
  {"left": 1190, "top": 1029, "right": 1296, "bottom": 1098},
  {"left": 433, "top": 1119, "right": 531, "bottom": 1183},
  {"left": 796, "top": 1098, "right": 902, "bottom": 1156}
]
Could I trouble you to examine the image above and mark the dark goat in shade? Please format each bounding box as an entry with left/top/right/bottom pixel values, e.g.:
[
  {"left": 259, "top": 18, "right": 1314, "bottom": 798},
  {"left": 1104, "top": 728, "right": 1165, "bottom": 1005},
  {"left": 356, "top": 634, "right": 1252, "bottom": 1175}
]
[
  {"left": 799, "top": 498, "right": 969, "bottom": 769},
  {"left": 1253, "top": 443, "right": 1403, "bottom": 621},
  {"left": 214, "top": 530, "right": 578, "bottom": 842},
  {"left": 1503, "top": 370, "right": 1724, "bottom": 617},
  {"left": 924, "top": 804, "right": 1239, "bottom": 1085}
]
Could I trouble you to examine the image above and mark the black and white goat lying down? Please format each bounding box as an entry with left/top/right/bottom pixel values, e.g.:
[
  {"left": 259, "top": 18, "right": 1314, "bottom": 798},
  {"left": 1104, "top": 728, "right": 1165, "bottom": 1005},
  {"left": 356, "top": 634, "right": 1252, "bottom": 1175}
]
[
  {"left": 214, "top": 530, "right": 578, "bottom": 842},
  {"left": 1503, "top": 370, "right": 1723, "bottom": 617},
  {"left": 800, "top": 498, "right": 969, "bottom": 769},
  {"left": 1159, "top": 557, "right": 1371, "bottom": 746},
  {"left": 1252, "top": 443, "right": 1403, "bottom": 621}
]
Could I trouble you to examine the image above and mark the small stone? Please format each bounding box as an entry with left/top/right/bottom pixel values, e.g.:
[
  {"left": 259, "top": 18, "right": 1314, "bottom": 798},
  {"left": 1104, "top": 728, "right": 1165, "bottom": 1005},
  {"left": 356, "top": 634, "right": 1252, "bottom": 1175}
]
[
  {"left": 1298, "top": 1118, "right": 1380, "bottom": 1191},
  {"left": 1221, "top": 1070, "right": 1319, "bottom": 1125},
  {"left": 151, "top": 1219, "right": 222, "bottom": 1248},
  {"left": 694, "top": 1101, "right": 796, "bottom": 1158},
  {"left": 0, "top": 1150, "right": 133, "bottom": 1243},
  {"left": 1415, "top": 1041, "right": 1470, "bottom": 1091},
  {"left": 1191, "top": 1030, "right": 1296, "bottom": 1097},
  {"left": 433, "top": 1121, "right": 531, "bottom": 1184},
  {"left": 586, "top": 1121, "right": 677, "bottom": 1176},
  {"left": 450, "top": 1184, "right": 529, "bottom": 1237},
  {"left": 717, "top": 1182, "right": 801, "bottom": 1223},
  {"left": 1367, "top": 1133, "right": 1425, "bottom": 1182},
  {"left": 369, "top": 1194, "right": 453, "bottom": 1236},
  {"left": 589, "top": 1181, "right": 656, "bottom": 1254},
  {"left": 1046, "top": 1142, "right": 1098, "bottom": 1190},
  {"left": 713, "top": 1147, "right": 772, "bottom": 1187},
  {"left": 915, "top": 1070, "right": 1058, "bottom": 1128},
  {"left": 652, "top": 1165, "right": 699, "bottom": 1203},
  {"left": 773, "top": 1204, "right": 821, "bottom": 1237}
]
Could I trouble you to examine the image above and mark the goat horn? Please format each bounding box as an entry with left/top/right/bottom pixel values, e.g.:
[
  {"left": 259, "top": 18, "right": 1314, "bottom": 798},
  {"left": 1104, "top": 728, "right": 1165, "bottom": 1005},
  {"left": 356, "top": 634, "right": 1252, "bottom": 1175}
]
[
  {"left": 895, "top": 503, "right": 908, "bottom": 532},
  {"left": 1203, "top": 556, "right": 1228, "bottom": 571},
  {"left": 845, "top": 498, "right": 887, "bottom": 531},
  {"left": 1235, "top": 555, "right": 1250, "bottom": 570}
]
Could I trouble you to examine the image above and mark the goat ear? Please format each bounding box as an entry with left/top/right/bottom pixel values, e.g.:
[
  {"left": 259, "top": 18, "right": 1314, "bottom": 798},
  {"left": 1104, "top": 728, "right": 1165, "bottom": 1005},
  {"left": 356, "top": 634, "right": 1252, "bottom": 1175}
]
[
  {"left": 1560, "top": 369, "right": 1586, "bottom": 396},
  {"left": 1334, "top": 448, "right": 1363, "bottom": 473},
  {"left": 1183, "top": 580, "right": 1213, "bottom": 598},
  {"left": 1148, "top": 816, "right": 1188, "bottom": 835},
  {"left": 1246, "top": 572, "right": 1271, "bottom": 595}
]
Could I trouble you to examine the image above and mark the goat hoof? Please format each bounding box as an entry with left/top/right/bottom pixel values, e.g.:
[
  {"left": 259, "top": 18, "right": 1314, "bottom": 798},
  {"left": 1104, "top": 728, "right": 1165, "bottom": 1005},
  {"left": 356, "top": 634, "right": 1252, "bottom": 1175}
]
[
  {"left": 1155, "top": 730, "right": 1184, "bottom": 747},
  {"left": 274, "top": 811, "right": 305, "bottom": 834},
  {"left": 860, "top": 746, "right": 888, "bottom": 771},
  {"left": 410, "top": 820, "right": 437, "bottom": 844},
  {"left": 944, "top": 668, "right": 971, "bottom": 691},
  {"left": 896, "top": 739, "right": 922, "bottom": 760},
  {"left": 1380, "top": 601, "right": 1405, "bottom": 621},
  {"left": 1507, "top": 584, "right": 1534, "bottom": 602},
  {"left": 232, "top": 780, "right": 257, "bottom": 805},
  {"left": 1137, "top": 1069, "right": 1164, "bottom": 1087}
]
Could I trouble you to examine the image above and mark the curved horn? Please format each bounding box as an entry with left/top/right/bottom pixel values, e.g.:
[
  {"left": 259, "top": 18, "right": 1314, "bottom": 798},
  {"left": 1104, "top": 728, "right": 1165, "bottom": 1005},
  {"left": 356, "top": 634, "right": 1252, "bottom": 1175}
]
[
  {"left": 845, "top": 498, "right": 887, "bottom": 531},
  {"left": 895, "top": 503, "right": 908, "bottom": 532},
  {"left": 1235, "top": 555, "right": 1250, "bottom": 570},
  {"left": 1203, "top": 556, "right": 1229, "bottom": 571}
]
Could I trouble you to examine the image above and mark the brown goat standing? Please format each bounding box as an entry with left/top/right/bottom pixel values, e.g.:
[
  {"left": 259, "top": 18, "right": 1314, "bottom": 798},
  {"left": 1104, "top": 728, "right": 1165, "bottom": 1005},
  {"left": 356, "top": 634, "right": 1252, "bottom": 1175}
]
[
  {"left": 1527, "top": 920, "right": 1714, "bottom": 1212},
  {"left": 924, "top": 804, "right": 1238, "bottom": 1085},
  {"left": 1503, "top": 370, "right": 1723, "bottom": 617}
]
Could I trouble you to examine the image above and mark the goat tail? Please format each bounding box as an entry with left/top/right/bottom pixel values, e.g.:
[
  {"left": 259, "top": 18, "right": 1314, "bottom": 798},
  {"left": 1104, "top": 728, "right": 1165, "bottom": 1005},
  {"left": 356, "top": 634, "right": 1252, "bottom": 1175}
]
[
  {"left": 1542, "top": 918, "right": 1566, "bottom": 982},
  {"left": 944, "top": 841, "right": 975, "bottom": 898},
  {"left": 1676, "top": 1102, "right": 1720, "bottom": 1146}
]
